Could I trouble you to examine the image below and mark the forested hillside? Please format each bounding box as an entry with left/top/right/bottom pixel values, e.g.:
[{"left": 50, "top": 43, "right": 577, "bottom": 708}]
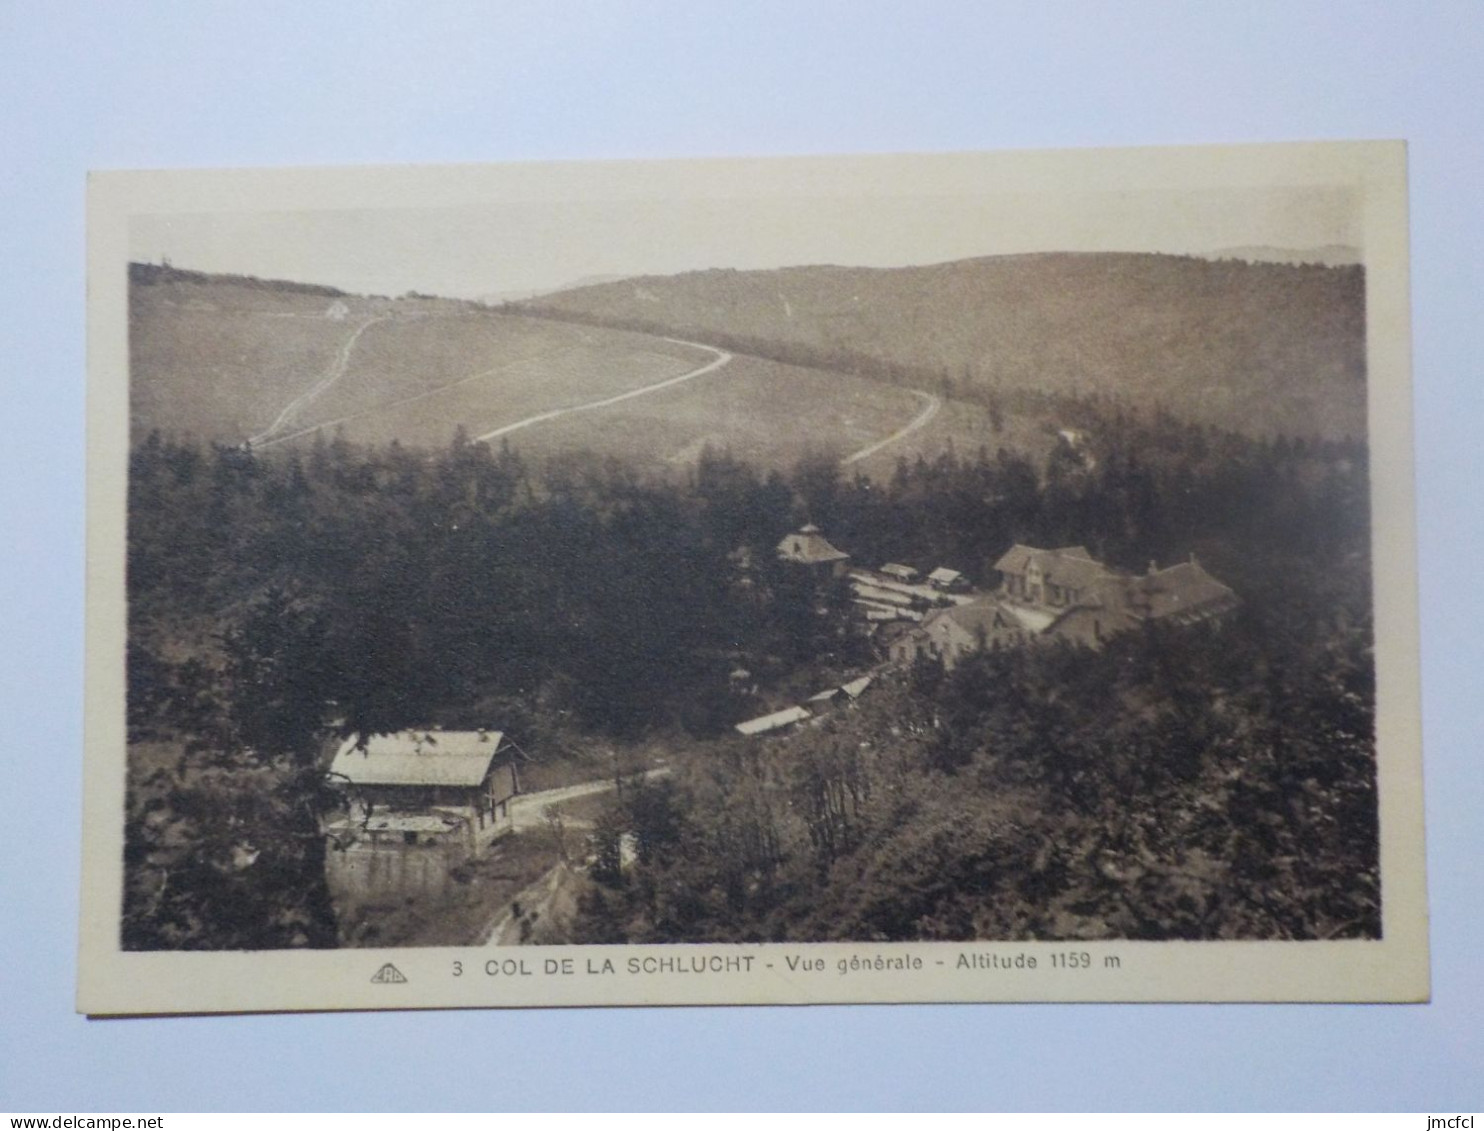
[
  {"left": 122, "top": 247, "right": 1376, "bottom": 949},
  {"left": 574, "top": 613, "right": 1377, "bottom": 944},
  {"left": 522, "top": 252, "right": 1367, "bottom": 441},
  {"left": 123, "top": 397, "right": 1375, "bottom": 947}
]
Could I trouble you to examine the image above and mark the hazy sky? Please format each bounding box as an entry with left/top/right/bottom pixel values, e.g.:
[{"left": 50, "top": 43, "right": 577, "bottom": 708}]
[{"left": 130, "top": 179, "right": 1360, "bottom": 301}]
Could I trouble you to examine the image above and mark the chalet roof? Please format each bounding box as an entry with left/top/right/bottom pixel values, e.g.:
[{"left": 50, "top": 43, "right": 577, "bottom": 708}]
[
  {"left": 1044, "top": 554, "right": 1114, "bottom": 592},
  {"left": 1130, "top": 560, "right": 1239, "bottom": 621},
  {"left": 993, "top": 544, "right": 1109, "bottom": 591},
  {"left": 880, "top": 562, "right": 919, "bottom": 580},
  {"left": 993, "top": 544, "right": 1038, "bottom": 574},
  {"left": 777, "top": 527, "right": 850, "bottom": 565},
  {"left": 929, "top": 597, "right": 1016, "bottom": 638},
  {"left": 994, "top": 543, "right": 1093, "bottom": 572},
  {"left": 735, "top": 705, "right": 811, "bottom": 736},
  {"left": 329, "top": 730, "right": 506, "bottom": 788},
  {"left": 928, "top": 567, "right": 964, "bottom": 585}
]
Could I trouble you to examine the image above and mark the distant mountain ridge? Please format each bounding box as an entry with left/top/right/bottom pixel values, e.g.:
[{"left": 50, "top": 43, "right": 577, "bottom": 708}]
[
  {"left": 479, "top": 273, "right": 632, "bottom": 306},
  {"left": 523, "top": 251, "right": 1367, "bottom": 440},
  {"left": 1209, "top": 244, "right": 1361, "bottom": 267},
  {"left": 130, "top": 260, "right": 347, "bottom": 297}
]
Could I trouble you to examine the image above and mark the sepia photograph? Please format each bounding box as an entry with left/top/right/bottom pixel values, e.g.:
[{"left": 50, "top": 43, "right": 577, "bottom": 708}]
[{"left": 80, "top": 142, "right": 1425, "bottom": 1012}]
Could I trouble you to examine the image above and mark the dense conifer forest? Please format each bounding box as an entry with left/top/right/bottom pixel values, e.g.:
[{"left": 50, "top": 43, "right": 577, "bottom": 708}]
[{"left": 124, "top": 393, "right": 1376, "bottom": 948}]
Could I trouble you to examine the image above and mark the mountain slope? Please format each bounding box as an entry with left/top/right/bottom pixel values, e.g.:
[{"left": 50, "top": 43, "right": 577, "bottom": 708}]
[
  {"left": 524, "top": 252, "right": 1367, "bottom": 440},
  {"left": 129, "top": 266, "right": 706, "bottom": 448},
  {"left": 127, "top": 266, "right": 956, "bottom": 472}
]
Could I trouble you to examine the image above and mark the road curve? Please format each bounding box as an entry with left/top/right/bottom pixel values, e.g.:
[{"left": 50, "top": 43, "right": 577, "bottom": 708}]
[
  {"left": 479, "top": 863, "right": 573, "bottom": 946},
  {"left": 474, "top": 768, "right": 671, "bottom": 945},
  {"left": 474, "top": 338, "right": 732, "bottom": 443},
  {"left": 249, "top": 317, "right": 389, "bottom": 447},
  {"left": 841, "top": 389, "right": 942, "bottom": 465},
  {"left": 251, "top": 344, "right": 592, "bottom": 452}
]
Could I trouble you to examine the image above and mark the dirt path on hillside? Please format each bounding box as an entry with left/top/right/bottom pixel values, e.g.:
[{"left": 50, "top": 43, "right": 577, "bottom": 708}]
[
  {"left": 474, "top": 768, "right": 670, "bottom": 945},
  {"left": 478, "top": 861, "right": 576, "bottom": 945},
  {"left": 474, "top": 339, "right": 732, "bottom": 443},
  {"left": 252, "top": 342, "right": 593, "bottom": 451},
  {"left": 249, "top": 316, "right": 390, "bottom": 447},
  {"left": 841, "top": 389, "right": 942, "bottom": 466}
]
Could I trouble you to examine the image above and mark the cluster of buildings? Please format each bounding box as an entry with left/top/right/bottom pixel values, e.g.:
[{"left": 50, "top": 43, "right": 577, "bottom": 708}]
[
  {"left": 321, "top": 531, "right": 1237, "bottom": 870},
  {"left": 891, "top": 545, "right": 1238, "bottom": 668},
  {"left": 774, "top": 524, "right": 1239, "bottom": 674},
  {"left": 774, "top": 523, "right": 974, "bottom": 622}
]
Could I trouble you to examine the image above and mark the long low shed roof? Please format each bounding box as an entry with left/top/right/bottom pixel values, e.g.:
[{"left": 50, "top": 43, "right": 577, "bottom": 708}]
[{"left": 734, "top": 706, "right": 811, "bottom": 736}]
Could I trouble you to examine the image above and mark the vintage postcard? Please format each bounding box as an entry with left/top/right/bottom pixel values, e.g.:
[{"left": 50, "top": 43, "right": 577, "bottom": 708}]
[{"left": 81, "top": 142, "right": 1426, "bottom": 1014}]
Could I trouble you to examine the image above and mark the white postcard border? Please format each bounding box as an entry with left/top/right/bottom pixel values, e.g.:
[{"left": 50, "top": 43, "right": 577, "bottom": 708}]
[{"left": 81, "top": 141, "right": 1427, "bottom": 1014}]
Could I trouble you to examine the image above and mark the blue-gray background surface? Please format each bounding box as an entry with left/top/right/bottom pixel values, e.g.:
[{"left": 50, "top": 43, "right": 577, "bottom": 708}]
[{"left": 2, "top": 1, "right": 1480, "bottom": 1112}]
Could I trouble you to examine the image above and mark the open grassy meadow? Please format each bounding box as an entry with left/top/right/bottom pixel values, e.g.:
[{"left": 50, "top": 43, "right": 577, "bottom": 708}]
[
  {"left": 129, "top": 278, "right": 378, "bottom": 444},
  {"left": 131, "top": 273, "right": 723, "bottom": 452},
  {"left": 130, "top": 267, "right": 1068, "bottom": 477},
  {"left": 519, "top": 354, "right": 936, "bottom": 473},
  {"left": 283, "top": 317, "right": 705, "bottom": 451}
]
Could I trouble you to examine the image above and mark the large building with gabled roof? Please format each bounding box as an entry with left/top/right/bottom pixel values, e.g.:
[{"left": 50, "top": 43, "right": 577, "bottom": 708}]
[
  {"left": 994, "top": 544, "right": 1120, "bottom": 609},
  {"left": 888, "top": 596, "right": 1028, "bottom": 669},
  {"left": 323, "top": 728, "right": 522, "bottom": 910},
  {"left": 327, "top": 728, "right": 518, "bottom": 846},
  {"left": 1124, "top": 559, "right": 1242, "bottom": 625},
  {"left": 891, "top": 544, "right": 1239, "bottom": 667},
  {"left": 993, "top": 544, "right": 1239, "bottom": 648}
]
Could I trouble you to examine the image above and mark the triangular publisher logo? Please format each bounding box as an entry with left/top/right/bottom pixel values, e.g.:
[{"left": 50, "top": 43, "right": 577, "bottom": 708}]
[{"left": 371, "top": 962, "right": 408, "bottom": 984}]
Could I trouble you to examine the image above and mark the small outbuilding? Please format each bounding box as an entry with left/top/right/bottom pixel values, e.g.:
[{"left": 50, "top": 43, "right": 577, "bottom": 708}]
[
  {"left": 777, "top": 524, "right": 851, "bottom": 578},
  {"left": 927, "top": 566, "right": 970, "bottom": 593}
]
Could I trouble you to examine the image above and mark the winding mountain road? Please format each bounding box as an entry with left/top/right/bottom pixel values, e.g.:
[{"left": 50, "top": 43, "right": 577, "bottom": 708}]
[
  {"left": 249, "top": 316, "right": 390, "bottom": 448},
  {"left": 478, "top": 863, "right": 576, "bottom": 946},
  {"left": 248, "top": 324, "right": 937, "bottom": 471},
  {"left": 474, "top": 338, "right": 732, "bottom": 443},
  {"left": 474, "top": 768, "right": 671, "bottom": 945},
  {"left": 842, "top": 389, "right": 942, "bottom": 465}
]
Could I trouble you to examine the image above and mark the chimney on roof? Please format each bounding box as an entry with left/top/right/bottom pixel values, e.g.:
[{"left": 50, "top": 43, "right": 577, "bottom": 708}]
[
  {"left": 1190, "top": 552, "right": 1198, "bottom": 566},
  {"left": 1148, "top": 560, "right": 1158, "bottom": 576}
]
